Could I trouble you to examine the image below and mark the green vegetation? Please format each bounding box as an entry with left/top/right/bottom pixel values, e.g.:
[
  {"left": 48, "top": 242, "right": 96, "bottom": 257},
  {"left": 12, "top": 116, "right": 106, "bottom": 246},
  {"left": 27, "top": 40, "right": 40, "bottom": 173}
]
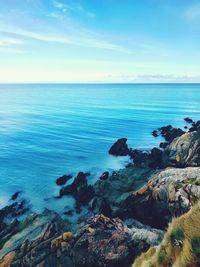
[
  {"left": 170, "top": 227, "right": 185, "bottom": 246},
  {"left": 158, "top": 247, "right": 167, "bottom": 264},
  {"left": 191, "top": 236, "right": 200, "bottom": 262},
  {"left": 132, "top": 201, "right": 200, "bottom": 267}
]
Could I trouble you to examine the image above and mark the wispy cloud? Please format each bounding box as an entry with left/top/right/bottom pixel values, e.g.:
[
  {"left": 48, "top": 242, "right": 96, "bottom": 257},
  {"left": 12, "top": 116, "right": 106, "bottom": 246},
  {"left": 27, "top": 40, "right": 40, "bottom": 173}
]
[
  {"left": 52, "top": 1, "right": 74, "bottom": 12},
  {"left": 104, "top": 74, "right": 200, "bottom": 83},
  {"left": 185, "top": 3, "right": 200, "bottom": 20},
  {"left": 0, "top": 37, "right": 23, "bottom": 46},
  {"left": 0, "top": 24, "right": 131, "bottom": 54},
  {"left": 52, "top": 0, "right": 96, "bottom": 18}
]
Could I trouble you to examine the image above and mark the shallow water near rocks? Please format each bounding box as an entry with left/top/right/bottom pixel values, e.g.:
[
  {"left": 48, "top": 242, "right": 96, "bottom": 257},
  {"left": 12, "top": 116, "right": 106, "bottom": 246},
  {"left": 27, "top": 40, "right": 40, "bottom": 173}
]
[{"left": 0, "top": 83, "right": 200, "bottom": 214}]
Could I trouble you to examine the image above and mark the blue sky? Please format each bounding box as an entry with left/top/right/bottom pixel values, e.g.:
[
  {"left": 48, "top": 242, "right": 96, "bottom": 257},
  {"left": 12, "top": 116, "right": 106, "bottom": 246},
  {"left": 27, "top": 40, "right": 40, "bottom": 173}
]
[{"left": 0, "top": 0, "right": 200, "bottom": 83}]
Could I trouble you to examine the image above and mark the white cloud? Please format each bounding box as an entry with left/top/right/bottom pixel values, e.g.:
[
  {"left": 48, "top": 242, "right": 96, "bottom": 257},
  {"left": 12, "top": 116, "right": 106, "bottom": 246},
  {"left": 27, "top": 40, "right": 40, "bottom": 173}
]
[{"left": 0, "top": 24, "right": 131, "bottom": 54}]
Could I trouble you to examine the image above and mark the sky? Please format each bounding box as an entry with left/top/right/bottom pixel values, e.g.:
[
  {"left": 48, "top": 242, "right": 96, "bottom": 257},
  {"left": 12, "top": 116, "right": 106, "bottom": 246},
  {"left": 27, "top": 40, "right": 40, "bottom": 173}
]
[{"left": 0, "top": 0, "right": 200, "bottom": 83}]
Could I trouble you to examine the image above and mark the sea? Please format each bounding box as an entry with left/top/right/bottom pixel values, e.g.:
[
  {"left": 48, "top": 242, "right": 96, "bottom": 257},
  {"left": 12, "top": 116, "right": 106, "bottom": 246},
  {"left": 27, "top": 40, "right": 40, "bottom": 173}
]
[{"left": 0, "top": 83, "right": 200, "bottom": 215}]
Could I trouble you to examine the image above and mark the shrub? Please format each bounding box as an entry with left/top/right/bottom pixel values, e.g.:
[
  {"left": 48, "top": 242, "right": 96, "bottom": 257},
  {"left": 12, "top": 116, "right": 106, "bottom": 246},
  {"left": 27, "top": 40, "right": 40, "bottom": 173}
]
[
  {"left": 170, "top": 228, "right": 185, "bottom": 246},
  {"left": 191, "top": 237, "right": 200, "bottom": 262},
  {"left": 158, "top": 247, "right": 167, "bottom": 264}
]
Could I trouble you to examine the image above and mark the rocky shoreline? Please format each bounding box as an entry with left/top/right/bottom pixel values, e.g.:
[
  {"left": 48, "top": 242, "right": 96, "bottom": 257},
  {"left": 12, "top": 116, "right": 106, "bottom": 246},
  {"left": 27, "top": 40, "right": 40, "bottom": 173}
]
[{"left": 0, "top": 117, "right": 200, "bottom": 266}]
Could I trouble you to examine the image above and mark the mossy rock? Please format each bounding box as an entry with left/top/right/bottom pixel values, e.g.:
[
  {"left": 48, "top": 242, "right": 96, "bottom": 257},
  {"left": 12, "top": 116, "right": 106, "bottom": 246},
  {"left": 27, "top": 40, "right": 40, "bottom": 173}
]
[{"left": 170, "top": 227, "right": 185, "bottom": 246}]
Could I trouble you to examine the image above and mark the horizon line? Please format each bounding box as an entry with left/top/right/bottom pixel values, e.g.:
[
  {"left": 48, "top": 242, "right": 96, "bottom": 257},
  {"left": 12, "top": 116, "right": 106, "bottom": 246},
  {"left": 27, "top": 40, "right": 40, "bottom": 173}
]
[{"left": 1, "top": 82, "right": 200, "bottom": 85}]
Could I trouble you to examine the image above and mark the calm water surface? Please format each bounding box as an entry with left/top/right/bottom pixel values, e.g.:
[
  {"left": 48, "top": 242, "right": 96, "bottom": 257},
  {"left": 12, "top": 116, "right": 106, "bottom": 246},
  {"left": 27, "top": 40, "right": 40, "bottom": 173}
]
[{"left": 0, "top": 83, "right": 200, "bottom": 213}]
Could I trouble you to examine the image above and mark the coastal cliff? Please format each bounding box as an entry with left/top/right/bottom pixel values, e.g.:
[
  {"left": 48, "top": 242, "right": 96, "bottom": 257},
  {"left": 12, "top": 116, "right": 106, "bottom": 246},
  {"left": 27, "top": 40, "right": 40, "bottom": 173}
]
[{"left": 0, "top": 118, "right": 200, "bottom": 267}]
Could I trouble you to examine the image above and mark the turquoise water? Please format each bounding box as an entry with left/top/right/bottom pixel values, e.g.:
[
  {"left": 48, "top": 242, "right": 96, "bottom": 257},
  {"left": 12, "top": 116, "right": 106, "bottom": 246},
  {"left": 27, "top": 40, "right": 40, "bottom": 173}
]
[{"left": 0, "top": 83, "right": 200, "bottom": 213}]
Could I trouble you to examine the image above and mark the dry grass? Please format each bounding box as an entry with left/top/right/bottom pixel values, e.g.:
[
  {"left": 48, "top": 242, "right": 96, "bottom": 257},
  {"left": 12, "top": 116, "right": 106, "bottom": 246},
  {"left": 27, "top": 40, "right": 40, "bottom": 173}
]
[{"left": 132, "top": 201, "right": 200, "bottom": 267}]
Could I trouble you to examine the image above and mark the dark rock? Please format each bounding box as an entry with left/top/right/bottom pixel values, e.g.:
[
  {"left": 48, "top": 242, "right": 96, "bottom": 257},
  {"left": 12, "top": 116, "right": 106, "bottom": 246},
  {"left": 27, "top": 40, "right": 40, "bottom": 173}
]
[
  {"left": 10, "top": 191, "right": 21, "bottom": 201},
  {"left": 148, "top": 148, "right": 163, "bottom": 168},
  {"left": 189, "top": 120, "right": 200, "bottom": 132},
  {"left": 99, "top": 171, "right": 109, "bottom": 180},
  {"left": 109, "top": 138, "right": 129, "bottom": 156},
  {"left": 99, "top": 199, "right": 112, "bottom": 217},
  {"left": 159, "top": 142, "right": 168, "bottom": 149},
  {"left": 129, "top": 149, "right": 149, "bottom": 165},
  {"left": 158, "top": 125, "right": 185, "bottom": 143},
  {"left": 184, "top": 117, "right": 193, "bottom": 124},
  {"left": 64, "top": 210, "right": 74, "bottom": 216},
  {"left": 59, "top": 172, "right": 94, "bottom": 206},
  {"left": 56, "top": 174, "right": 72, "bottom": 186},
  {"left": 72, "top": 214, "right": 162, "bottom": 267},
  {"left": 184, "top": 126, "right": 188, "bottom": 129},
  {"left": 152, "top": 130, "right": 159, "bottom": 137}
]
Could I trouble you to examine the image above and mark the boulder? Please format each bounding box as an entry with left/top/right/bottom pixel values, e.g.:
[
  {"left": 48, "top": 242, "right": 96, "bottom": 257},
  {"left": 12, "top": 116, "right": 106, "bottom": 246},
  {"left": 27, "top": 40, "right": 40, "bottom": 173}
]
[
  {"left": 109, "top": 138, "right": 129, "bottom": 156},
  {"left": 99, "top": 171, "right": 109, "bottom": 180},
  {"left": 163, "top": 129, "right": 200, "bottom": 167},
  {"left": 122, "top": 167, "right": 200, "bottom": 229},
  {"left": 184, "top": 117, "right": 193, "bottom": 124},
  {"left": 56, "top": 174, "right": 72, "bottom": 186},
  {"left": 158, "top": 125, "right": 185, "bottom": 143},
  {"left": 59, "top": 172, "right": 94, "bottom": 207},
  {"left": 10, "top": 191, "right": 21, "bottom": 201}
]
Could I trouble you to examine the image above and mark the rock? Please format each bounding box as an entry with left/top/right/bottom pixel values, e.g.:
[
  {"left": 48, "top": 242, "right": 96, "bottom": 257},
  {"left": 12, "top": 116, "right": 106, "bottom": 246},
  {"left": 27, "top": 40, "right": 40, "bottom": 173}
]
[
  {"left": 99, "top": 199, "right": 112, "bottom": 217},
  {"left": 109, "top": 138, "right": 129, "bottom": 156},
  {"left": 158, "top": 125, "right": 185, "bottom": 143},
  {"left": 56, "top": 174, "right": 72, "bottom": 186},
  {"left": 64, "top": 210, "right": 74, "bottom": 216},
  {"left": 129, "top": 149, "right": 149, "bottom": 165},
  {"left": 122, "top": 167, "right": 200, "bottom": 229},
  {"left": 0, "top": 209, "right": 72, "bottom": 267},
  {"left": 59, "top": 172, "right": 94, "bottom": 207},
  {"left": 72, "top": 214, "right": 163, "bottom": 267},
  {"left": 0, "top": 200, "right": 29, "bottom": 232},
  {"left": 99, "top": 171, "right": 109, "bottom": 180},
  {"left": 148, "top": 148, "right": 163, "bottom": 168},
  {"left": 91, "top": 165, "right": 154, "bottom": 217},
  {"left": 184, "top": 117, "right": 193, "bottom": 124},
  {"left": 152, "top": 130, "right": 159, "bottom": 137},
  {"left": 159, "top": 142, "right": 168, "bottom": 149},
  {"left": 189, "top": 120, "right": 200, "bottom": 132},
  {"left": 10, "top": 191, "right": 21, "bottom": 201},
  {"left": 163, "top": 129, "right": 200, "bottom": 167}
]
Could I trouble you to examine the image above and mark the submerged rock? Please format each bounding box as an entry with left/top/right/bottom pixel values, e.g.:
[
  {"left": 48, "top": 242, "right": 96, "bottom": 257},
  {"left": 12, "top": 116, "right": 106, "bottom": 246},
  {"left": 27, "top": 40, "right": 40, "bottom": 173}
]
[{"left": 109, "top": 138, "right": 129, "bottom": 156}]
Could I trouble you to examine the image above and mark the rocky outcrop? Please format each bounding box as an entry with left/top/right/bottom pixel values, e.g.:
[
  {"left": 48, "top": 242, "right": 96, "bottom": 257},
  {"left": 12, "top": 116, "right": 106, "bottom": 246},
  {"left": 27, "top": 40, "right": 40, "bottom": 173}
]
[
  {"left": 72, "top": 214, "right": 163, "bottom": 267},
  {"left": 90, "top": 165, "right": 154, "bottom": 217},
  {"left": 152, "top": 125, "right": 185, "bottom": 143},
  {"left": 0, "top": 212, "right": 163, "bottom": 267},
  {"left": 163, "top": 129, "right": 200, "bottom": 167},
  {"left": 0, "top": 209, "right": 72, "bottom": 267},
  {"left": 109, "top": 138, "right": 129, "bottom": 156},
  {"left": 123, "top": 167, "right": 200, "bottom": 229}
]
